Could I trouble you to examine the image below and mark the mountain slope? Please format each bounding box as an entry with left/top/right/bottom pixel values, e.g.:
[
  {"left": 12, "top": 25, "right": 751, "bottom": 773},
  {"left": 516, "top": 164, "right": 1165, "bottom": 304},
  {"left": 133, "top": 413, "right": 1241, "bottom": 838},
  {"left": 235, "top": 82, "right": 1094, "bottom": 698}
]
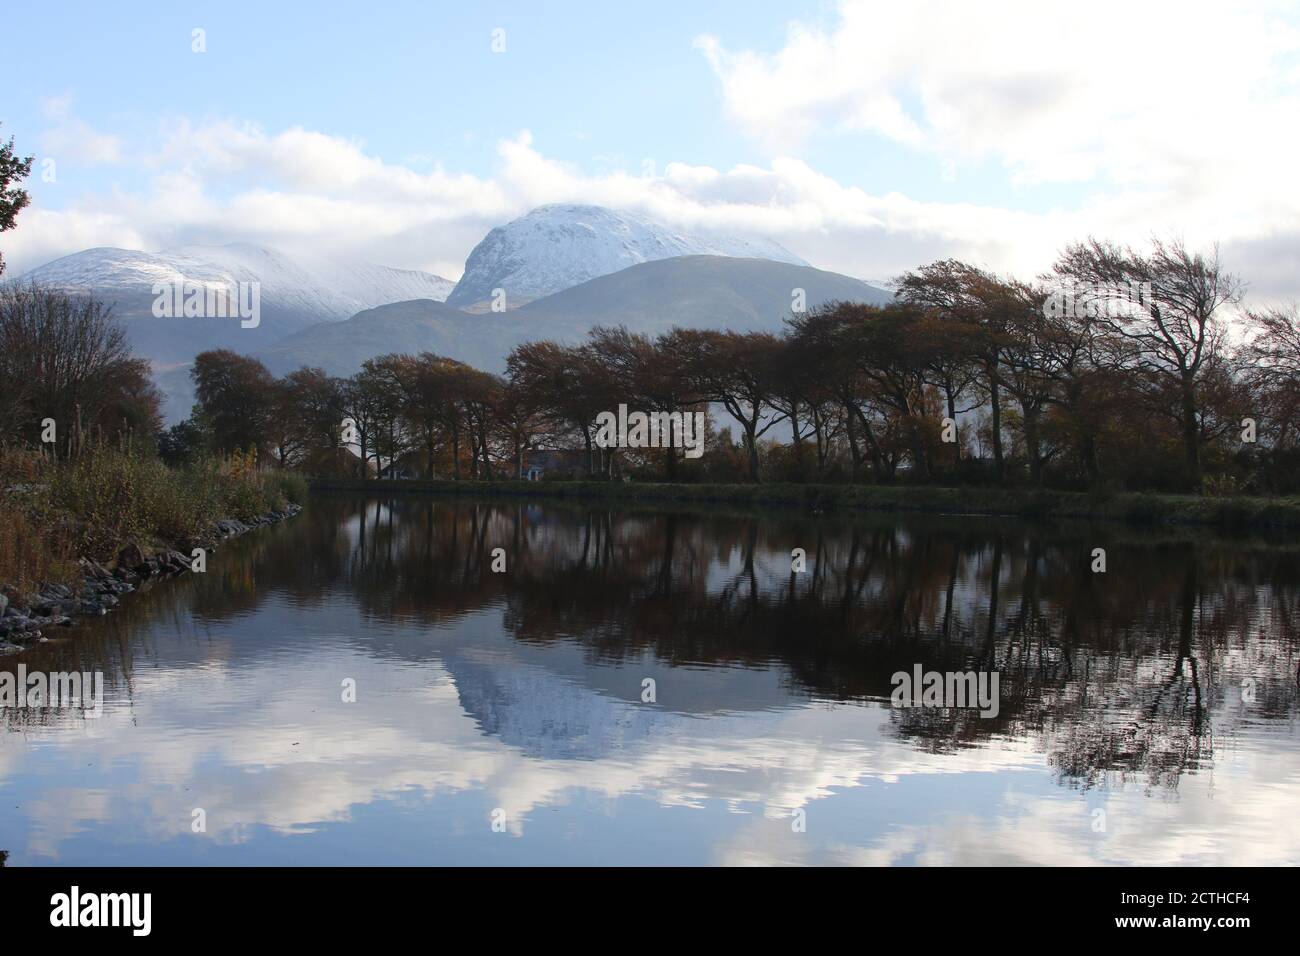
[
  {"left": 258, "top": 299, "right": 507, "bottom": 377},
  {"left": 17, "top": 243, "right": 455, "bottom": 422},
  {"left": 445, "top": 204, "right": 808, "bottom": 309},
  {"left": 512, "top": 254, "right": 892, "bottom": 340},
  {"left": 17, "top": 244, "right": 455, "bottom": 366},
  {"left": 259, "top": 255, "right": 892, "bottom": 377},
  {"left": 22, "top": 243, "right": 454, "bottom": 318}
]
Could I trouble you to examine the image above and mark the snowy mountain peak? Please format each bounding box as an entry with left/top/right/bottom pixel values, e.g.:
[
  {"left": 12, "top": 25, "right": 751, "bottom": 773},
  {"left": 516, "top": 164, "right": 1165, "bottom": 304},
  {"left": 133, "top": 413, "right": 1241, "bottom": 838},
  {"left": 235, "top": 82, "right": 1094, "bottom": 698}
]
[
  {"left": 445, "top": 204, "right": 808, "bottom": 308},
  {"left": 18, "top": 244, "right": 454, "bottom": 320}
]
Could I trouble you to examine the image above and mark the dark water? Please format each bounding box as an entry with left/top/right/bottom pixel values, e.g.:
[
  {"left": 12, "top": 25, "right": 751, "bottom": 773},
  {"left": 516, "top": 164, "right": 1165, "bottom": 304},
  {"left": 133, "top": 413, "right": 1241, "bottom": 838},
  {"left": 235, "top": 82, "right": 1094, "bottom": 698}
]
[{"left": 2, "top": 494, "right": 1298, "bottom": 865}]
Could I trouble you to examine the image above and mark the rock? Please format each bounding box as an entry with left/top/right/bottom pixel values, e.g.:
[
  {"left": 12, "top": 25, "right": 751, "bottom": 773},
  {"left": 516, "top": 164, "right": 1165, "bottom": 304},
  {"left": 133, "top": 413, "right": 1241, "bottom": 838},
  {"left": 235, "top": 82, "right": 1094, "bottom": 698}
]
[
  {"left": 117, "top": 541, "right": 147, "bottom": 572},
  {"left": 0, "top": 503, "right": 301, "bottom": 651},
  {"left": 3, "top": 611, "right": 36, "bottom": 632},
  {"left": 114, "top": 566, "right": 141, "bottom": 586},
  {"left": 0, "top": 584, "right": 23, "bottom": 612},
  {"left": 216, "top": 518, "right": 250, "bottom": 537},
  {"left": 79, "top": 557, "right": 114, "bottom": 581},
  {"left": 25, "top": 595, "right": 55, "bottom": 615}
]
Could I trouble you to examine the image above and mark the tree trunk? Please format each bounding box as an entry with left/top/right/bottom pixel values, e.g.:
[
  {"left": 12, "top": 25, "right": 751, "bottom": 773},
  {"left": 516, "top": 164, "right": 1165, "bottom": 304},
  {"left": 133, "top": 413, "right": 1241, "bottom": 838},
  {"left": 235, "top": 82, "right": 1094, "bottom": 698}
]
[
  {"left": 745, "top": 424, "right": 760, "bottom": 482},
  {"left": 1181, "top": 376, "right": 1201, "bottom": 491},
  {"left": 844, "top": 401, "right": 862, "bottom": 479},
  {"left": 987, "top": 362, "right": 1005, "bottom": 480},
  {"left": 664, "top": 413, "right": 677, "bottom": 481},
  {"left": 945, "top": 388, "right": 961, "bottom": 466},
  {"left": 789, "top": 401, "right": 806, "bottom": 481},
  {"left": 1022, "top": 402, "right": 1043, "bottom": 485}
]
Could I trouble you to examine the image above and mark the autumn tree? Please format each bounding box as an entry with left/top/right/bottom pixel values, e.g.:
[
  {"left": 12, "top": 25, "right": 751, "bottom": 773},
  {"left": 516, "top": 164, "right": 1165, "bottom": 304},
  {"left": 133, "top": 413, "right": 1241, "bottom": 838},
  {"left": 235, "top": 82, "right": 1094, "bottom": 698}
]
[
  {"left": 1050, "top": 238, "right": 1242, "bottom": 490},
  {"left": 897, "top": 260, "right": 1017, "bottom": 479},
  {"left": 588, "top": 326, "right": 703, "bottom": 480},
  {"left": 191, "top": 350, "right": 277, "bottom": 458},
  {"left": 668, "top": 329, "right": 784, "bottom": 482},
  {"left": 280, "top": 367, "right": 345, "bottom": 470},
  {"left": 507, "top": 340, "right": 614, "bottom": 476}
]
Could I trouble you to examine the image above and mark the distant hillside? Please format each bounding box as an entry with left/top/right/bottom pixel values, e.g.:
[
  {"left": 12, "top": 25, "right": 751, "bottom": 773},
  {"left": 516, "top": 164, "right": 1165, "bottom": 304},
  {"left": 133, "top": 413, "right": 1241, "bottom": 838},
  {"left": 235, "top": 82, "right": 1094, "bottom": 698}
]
[
  {"left": 258, "top": 255, "right": 892, "bottom": 378},
  {"left": 511, "top": 254, "right": 891, "bottom": 340},
  {"left": 259, "top": 299, "right": 507, "bottom": 377}
]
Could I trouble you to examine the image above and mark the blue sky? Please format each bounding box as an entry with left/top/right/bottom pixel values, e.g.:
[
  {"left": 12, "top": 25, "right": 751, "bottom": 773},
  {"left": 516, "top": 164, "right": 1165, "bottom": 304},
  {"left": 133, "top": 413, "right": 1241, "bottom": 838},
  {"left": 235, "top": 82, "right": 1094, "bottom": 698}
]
[
  {"left": 2, "top": 0, "right": 1298, "bottom": 298},
  {"left": 3, "top": 1, "right": 975, "bottom": 202}
]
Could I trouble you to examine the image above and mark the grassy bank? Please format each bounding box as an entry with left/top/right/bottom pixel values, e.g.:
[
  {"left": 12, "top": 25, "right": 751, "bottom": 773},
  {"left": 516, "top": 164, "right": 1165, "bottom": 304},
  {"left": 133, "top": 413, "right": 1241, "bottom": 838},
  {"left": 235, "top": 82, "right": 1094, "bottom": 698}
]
[
  {"left": 309, "top": 476, "right": 1300, "bottom": 530},
  {"left": 1, "top": 448, "right": 307, "bottom": 593}
]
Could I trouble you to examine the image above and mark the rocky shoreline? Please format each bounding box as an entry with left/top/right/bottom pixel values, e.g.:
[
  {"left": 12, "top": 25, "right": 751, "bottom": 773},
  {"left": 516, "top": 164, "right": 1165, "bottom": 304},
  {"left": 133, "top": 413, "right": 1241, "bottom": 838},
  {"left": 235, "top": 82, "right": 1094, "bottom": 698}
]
[{"left": 0, "top": 503, "right": 302, "bottom": 655}]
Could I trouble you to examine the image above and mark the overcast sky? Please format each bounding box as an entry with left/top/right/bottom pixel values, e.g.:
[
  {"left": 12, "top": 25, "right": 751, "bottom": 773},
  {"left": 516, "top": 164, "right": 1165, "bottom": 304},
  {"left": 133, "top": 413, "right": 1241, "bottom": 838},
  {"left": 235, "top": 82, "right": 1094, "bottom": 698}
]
[{"left": 1, "top": 0, "right": 1297, "bottom": 302}]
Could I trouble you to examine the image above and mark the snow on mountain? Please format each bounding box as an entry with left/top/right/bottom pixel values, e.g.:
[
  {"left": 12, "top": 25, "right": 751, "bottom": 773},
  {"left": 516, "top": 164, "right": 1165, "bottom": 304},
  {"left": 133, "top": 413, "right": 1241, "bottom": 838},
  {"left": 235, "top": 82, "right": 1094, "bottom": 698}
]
[
  {"left": 445, "top": 204, "right": 809, "bottom": 308},
  {"left": 18, "top": 243, "right": 454, "bottom": 319},
  {"left": 16, "top": 243, "right": 455, "bottom": 423}
]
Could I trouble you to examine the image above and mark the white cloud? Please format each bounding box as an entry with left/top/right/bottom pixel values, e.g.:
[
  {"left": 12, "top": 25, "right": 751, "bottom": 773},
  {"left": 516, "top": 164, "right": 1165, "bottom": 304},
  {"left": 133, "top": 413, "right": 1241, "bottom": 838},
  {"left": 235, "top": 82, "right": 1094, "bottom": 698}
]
[
  {"left": 36, "top": 94, "right": 123, "bottom": 166},
  {"left": 697, "top": 1, "right": 1300, "bottom": 183},
  {"left": 1, "top": 93, "right": 1297, "bottom": 303},
  {"left": 689, "top": 0, "right": 1300, "bottom": 296}
]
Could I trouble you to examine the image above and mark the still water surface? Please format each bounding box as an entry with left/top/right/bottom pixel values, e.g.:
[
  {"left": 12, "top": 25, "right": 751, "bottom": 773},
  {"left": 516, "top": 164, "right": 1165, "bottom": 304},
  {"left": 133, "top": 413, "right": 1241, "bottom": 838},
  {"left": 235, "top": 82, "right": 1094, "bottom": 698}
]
[{"left": 2, "top": 494, "right": 1298, "bottom": 865}]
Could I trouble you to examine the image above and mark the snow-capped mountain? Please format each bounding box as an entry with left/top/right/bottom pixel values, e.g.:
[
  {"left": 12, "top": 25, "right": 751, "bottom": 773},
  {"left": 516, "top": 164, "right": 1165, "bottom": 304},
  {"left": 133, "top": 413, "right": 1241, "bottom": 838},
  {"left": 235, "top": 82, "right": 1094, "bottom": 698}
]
[
  {"left": 20, "top": 243, "right": 454, "bottom": 320},
  {"left": 15, "top": 243, "right": 455, "bottom": 422},
  {"left": 260, "top": 256, "right": 893, "bottom": 380},
  {"left": 445, "top": 204, "right": 809, "bottom": 308}
]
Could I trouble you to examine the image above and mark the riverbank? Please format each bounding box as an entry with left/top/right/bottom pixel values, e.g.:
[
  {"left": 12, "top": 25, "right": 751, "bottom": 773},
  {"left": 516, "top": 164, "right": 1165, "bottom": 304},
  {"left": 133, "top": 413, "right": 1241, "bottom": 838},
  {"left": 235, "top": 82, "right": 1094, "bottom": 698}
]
[
  {"left": 0, "top": 503, "right": 301, "bottom": 654},
  {"left": 0, "top": 448, "right": 307, "bottom": 654},
  {"left": 309, "top": 477, "right": 1300, "bottom": 529}
]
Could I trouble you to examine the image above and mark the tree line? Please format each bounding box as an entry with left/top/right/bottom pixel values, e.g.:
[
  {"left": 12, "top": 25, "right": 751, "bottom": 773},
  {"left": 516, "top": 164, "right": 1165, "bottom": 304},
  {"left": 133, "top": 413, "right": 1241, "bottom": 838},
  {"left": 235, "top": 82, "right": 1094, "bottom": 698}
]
[{"left": 6, "top": 235, "right": 1300, "bottom": 494}]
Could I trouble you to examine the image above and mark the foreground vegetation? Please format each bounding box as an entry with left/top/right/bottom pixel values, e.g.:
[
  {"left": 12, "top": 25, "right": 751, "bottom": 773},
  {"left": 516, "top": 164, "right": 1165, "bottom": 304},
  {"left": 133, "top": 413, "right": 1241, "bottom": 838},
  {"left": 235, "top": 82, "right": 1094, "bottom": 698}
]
[
  {"left": 0, "top": 447, "right": 306, "bottom": 594},
  {"left": 0, "top": 273, "right": 305, "bottom": 598}
]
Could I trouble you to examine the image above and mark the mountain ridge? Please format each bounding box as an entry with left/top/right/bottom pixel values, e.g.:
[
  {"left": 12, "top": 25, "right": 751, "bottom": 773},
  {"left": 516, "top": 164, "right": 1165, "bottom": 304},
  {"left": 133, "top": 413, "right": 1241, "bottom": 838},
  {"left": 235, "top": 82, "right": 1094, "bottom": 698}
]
[
  {"left": 445, "top": 203, "right": 808, "bottom": 309},
  {"left": 18, "top": 243, "right": 455, "bottom": 322},
  {"left": 258, "top": 255, "right": 893, "bottom": 378}
]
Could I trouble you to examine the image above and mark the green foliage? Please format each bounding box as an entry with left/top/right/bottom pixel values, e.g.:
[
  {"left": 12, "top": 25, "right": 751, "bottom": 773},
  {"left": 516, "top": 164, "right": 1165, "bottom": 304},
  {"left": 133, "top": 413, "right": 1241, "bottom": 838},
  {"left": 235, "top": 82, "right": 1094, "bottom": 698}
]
[
  {"left": 261, "top": 470, "right": 308, "bottom": 507},
  {"left": 0, "top": 125, "right": 35, "bottom": 277},
  {"left": 157, "top": 418, "right": 210, "bottom": 468}
]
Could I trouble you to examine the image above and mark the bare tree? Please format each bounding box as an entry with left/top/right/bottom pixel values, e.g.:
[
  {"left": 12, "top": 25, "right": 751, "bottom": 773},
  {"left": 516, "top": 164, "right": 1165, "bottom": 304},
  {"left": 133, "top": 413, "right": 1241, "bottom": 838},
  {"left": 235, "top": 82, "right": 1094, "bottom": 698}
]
[{"left": 0, "top": 284, "right": 146, "bottom": 455}]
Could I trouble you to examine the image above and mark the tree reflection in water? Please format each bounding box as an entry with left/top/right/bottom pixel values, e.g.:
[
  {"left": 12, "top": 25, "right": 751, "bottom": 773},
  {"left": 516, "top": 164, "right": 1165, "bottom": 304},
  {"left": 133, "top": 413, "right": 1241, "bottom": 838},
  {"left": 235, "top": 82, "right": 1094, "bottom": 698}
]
[{"left": 10, "top": 493, "right": 1296, "bottom": 796}]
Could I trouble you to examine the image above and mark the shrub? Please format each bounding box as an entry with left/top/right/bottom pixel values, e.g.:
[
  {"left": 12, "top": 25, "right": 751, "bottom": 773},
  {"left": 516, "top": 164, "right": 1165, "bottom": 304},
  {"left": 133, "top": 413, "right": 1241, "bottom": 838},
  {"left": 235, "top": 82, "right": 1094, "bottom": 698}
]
[
  {"left": 0, "top": 446, "right": 301, "bottom": 572},
  {"left": 261, "top": 471, "right": 308, "bottom": 507},
  {"left": 0, "top": 503, "right": 78, "bottom": 592}
]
